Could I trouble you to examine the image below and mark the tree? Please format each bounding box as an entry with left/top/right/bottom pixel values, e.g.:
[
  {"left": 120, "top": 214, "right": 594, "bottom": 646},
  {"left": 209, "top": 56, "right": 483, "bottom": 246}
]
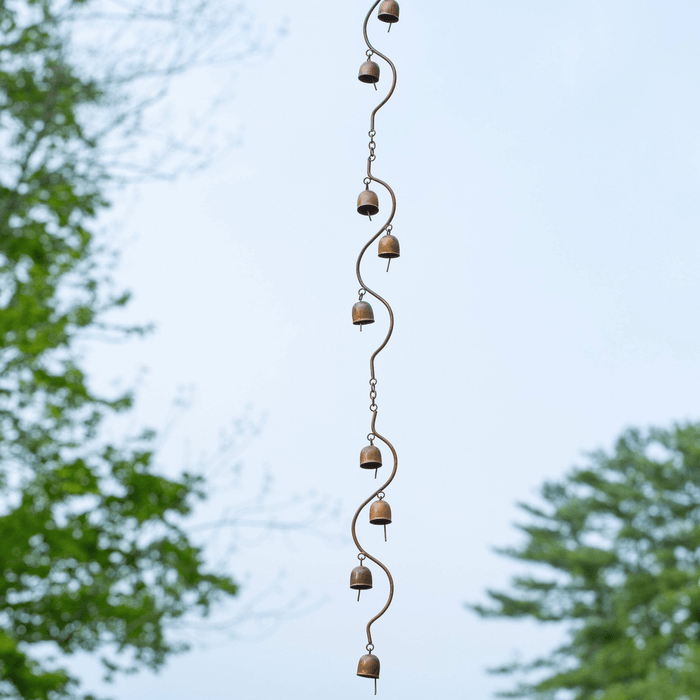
[
  {"left": 472, "top": 423, "right": 700, "bottom": 700},
  {"left": 0, "top": 0, "right": 261, "bottom": 697}
]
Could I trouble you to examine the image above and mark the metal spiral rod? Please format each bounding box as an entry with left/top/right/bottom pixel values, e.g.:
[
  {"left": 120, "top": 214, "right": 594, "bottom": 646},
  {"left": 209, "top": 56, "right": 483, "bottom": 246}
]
[{"left": 350, "top": 1, "right": 401, "bottom": 694}]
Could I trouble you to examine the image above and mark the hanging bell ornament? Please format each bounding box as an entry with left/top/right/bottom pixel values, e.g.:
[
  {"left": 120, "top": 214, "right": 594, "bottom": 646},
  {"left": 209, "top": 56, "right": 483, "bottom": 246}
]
[
  {"left": 378, "top": 0, "right": 399, "bottom": 29},
  {"left": 370, "top": 499, "right": 392, "bottom": 541},
  {"left": 358, "top": 60, "right": 380, "bottom": 88},
  {"left": 360, "top": 444, "right": 382, "bottom": 478},
  {"left": 352, "top": 301, "right": 375, "bottom": 331},
  {"left": 357, "top": 653, "right": 380, "bottom": 695},
  {"left": 357, "top": 189, "right": 379, "bottom": 219},
  {"left": 378, "top": 234, "right": 400, "bottom": 271},
  {"left": 350, "top": 565, "right": 373, "bottom": 601}
]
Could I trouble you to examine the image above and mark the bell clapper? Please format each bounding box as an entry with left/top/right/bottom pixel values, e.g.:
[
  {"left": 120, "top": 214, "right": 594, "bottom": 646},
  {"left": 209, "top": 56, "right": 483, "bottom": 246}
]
[
  {"left": 386, "top": 259, "right": 391, "bottom": 272},
  {"left": 357, "top": 589, "right": 361, "bottom": 602},
  {"left": 384, "top": 524, "right": 387, "bottom": 542},
  {"left": 375, "top": 678, "right": 377, "bottom": 695},
  {"left": 375, "top": 468, "right": 378, "bottom": 479},
  {"left": 374, "top": 83, "right": 377, "bottom": 91}
]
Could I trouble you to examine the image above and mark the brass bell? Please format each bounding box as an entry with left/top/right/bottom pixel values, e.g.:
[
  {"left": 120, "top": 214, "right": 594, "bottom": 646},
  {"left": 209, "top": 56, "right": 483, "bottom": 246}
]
[
  {"left": 378, "top": 234, "right": 400, "bottom": 271},
  {"left": 370, "top": 499, "right": 392, "bottom": 541},
  {"left": 352, "top": 301, "right": 375, "bottom": 331},
  {"left": 350, "top": 565, "right": 373, "bottom": 601},
  {"left": 359, "top": 60, "right": 380, "bottom": 89},
  {"left": 378, "top": 0, "right": 399, "bottom": 29},
  {"left": 357, "top": 189, "right": 379, "bottom": 219},
  {"left": 360, "top": 445, "right": 382, "bottom": 478},
  {"left": 357, "top": 653, "right": 380, "bottom": 694}
]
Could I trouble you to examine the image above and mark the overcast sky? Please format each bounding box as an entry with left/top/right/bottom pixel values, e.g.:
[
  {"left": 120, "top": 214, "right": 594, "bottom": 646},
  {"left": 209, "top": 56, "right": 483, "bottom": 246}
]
[{"left": 75, "top": 1, "right": 700, "bottom": 698}]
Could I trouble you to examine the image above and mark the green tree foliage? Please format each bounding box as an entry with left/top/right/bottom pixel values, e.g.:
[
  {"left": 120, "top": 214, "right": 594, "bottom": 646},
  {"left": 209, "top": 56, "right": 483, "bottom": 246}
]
[
  {"left": 0, "top": 1, "right": 237, "bottom": 698},
  {"left": 472, "top": 424, "right": 700, "bottom": 700}
]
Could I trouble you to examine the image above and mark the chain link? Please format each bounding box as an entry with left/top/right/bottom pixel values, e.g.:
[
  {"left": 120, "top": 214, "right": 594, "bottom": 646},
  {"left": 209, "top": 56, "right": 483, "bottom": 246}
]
[{"left": 369, "top": 378, "right": 378, "bottom": 414}]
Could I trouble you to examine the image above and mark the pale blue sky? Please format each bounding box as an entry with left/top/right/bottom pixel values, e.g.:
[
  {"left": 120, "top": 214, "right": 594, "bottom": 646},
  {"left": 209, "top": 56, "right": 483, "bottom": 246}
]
[{"left": 77, "top": 1, "right": 700, "bottom": 698}]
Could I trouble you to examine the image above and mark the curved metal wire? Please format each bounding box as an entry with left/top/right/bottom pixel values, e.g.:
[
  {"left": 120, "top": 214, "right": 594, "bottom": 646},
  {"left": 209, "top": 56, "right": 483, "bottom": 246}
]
[{"left": 351, "top": 0, "right": 399, "bottom": 651}]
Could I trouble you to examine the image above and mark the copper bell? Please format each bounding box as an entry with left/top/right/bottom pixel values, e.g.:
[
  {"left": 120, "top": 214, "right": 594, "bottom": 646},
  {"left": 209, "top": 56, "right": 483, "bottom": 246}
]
[
  {"left": 357, "top": 653, "right": 380, "bottom": 694},
  {"left": 370, "top": 500, "right": 392, "bottom": 541},
  {"left": 350, "top": 565, "right": 373, "bottom": 601},
  {"left": 359, "top": 60, "right": 380, "bottom": 88},
  {"left": 360, "top": 445, "right": 382, "bottom": 479},
  {"left": 357, "top": 189, "right": 379, "bottom": 219},
  {"left": 378, "top": 0, "right": 399, "bottom": 28},
  {"left": 378, "top": 234, "right": 400, "bottom": 271},
  {"left": 352, "top": 300, "right": 375, "bottom": 331}
]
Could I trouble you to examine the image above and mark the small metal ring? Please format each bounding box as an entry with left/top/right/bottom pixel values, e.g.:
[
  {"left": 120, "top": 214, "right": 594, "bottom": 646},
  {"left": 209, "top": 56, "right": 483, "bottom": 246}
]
[
  {"left": 377, "top": 492, "right": 385, "bottom": 500},
  {"left": 369, "top": 403, "right": 378, "bottom": 412},
  {"left": 363, "top": 177, "right": 371, "bottom": 185},
  {"left": 368, "top": 130, "right": 376, "bottom": 138},
  {"left": 358, "top": 553, "right": 366, "bottom": 562},
  {"left": 367, "top": 432, "right": 375, "bottom": 443},
  {"left": 368, "top": 154, "right": 376, "bottom": 162},
  {"left": 366, "top": 643, "right": 375, "bottom": 653},
  {"left": 366, "top": 50, "right": 374, "bottom": 58},
  {"left": 368, "top": 141, "right": 377, "bottom": 149},
  {"left": 384, "top": 224, "right": 393, "bottom": 232}
]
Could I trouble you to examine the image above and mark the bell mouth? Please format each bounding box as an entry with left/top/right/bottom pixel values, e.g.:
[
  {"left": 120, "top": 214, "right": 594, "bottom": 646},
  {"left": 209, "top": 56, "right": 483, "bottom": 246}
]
[
  {"left": 377, "top": 251, "right": 399, "bottom": 259},
  {"left": 350, "top": 583, "right": 373, "bottom": 590},
  {"left": 370, "top": 517, "right": 391, "bottom": 525},
  {"left": 357, "top": 205, "right": 380, "bottom": 216},
  {"left": 360, "top": 461, "right": 381, "bottom": 468},
  {"left": 378, "top": 13, "right": 399, "bottom": 22},
  {"left": 358, "top": 73, "right": 379, "bottom": 84},
  {"left": 357, "top": 670, "right": 380, "bottom": 679}
]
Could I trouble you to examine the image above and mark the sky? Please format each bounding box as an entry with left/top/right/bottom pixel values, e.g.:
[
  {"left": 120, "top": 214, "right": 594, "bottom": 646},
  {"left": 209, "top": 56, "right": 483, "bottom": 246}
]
[{"left": 72, "top": 1, "right": 700, "bottom": 698}]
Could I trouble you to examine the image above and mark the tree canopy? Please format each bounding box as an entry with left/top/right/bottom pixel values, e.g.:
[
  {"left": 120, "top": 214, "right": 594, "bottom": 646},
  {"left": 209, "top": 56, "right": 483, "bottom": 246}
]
[
  {"left": 0, "top": 1, "right": 239, "bottom": 698},
  {"left": 472, "top": 423, "right": 700, "bottom": 700}
]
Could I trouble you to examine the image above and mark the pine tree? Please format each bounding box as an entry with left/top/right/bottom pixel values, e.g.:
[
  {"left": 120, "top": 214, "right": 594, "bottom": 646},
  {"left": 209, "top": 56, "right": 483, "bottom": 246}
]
[{"left": 473, "top": 424, "right": 700, "bottom": 700}]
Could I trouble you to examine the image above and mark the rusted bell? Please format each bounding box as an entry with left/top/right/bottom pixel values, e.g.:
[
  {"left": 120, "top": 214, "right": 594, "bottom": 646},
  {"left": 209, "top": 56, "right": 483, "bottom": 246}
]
[
  {"left": 358, "top": 60, "right": 380, "bottom": 87},
  {"left": 370, "top": 499, "right": 392, "bottom": 541},
  {"left": 352, "top": 301, "right": 375, "bottom": 331},
  {"left": 350, "top": 565, "right": 373, "bottom": 601},
  {"left": 378, "top": 0, "right": 399, "bottom": 27},
  {"left": 378, "top": 234, "right": 400, "bottom": 271},
  {"left": 357, "top": 189, "right": 379, "bottom": 219},
  {"left": 357, "top": 653, "right": 380, "bottom": 694},
  {"left": 360, "top": 444, "right": 382, "bottom": 473}
]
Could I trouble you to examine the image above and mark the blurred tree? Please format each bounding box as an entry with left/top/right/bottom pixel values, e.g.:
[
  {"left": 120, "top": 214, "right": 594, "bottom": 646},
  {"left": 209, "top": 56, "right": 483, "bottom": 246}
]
[
  {"left": 472, "top": 424, "right": 700, "bottom": 700},
  {"left": 0, "top": 0, "right": 281, "bottom": 698}
]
